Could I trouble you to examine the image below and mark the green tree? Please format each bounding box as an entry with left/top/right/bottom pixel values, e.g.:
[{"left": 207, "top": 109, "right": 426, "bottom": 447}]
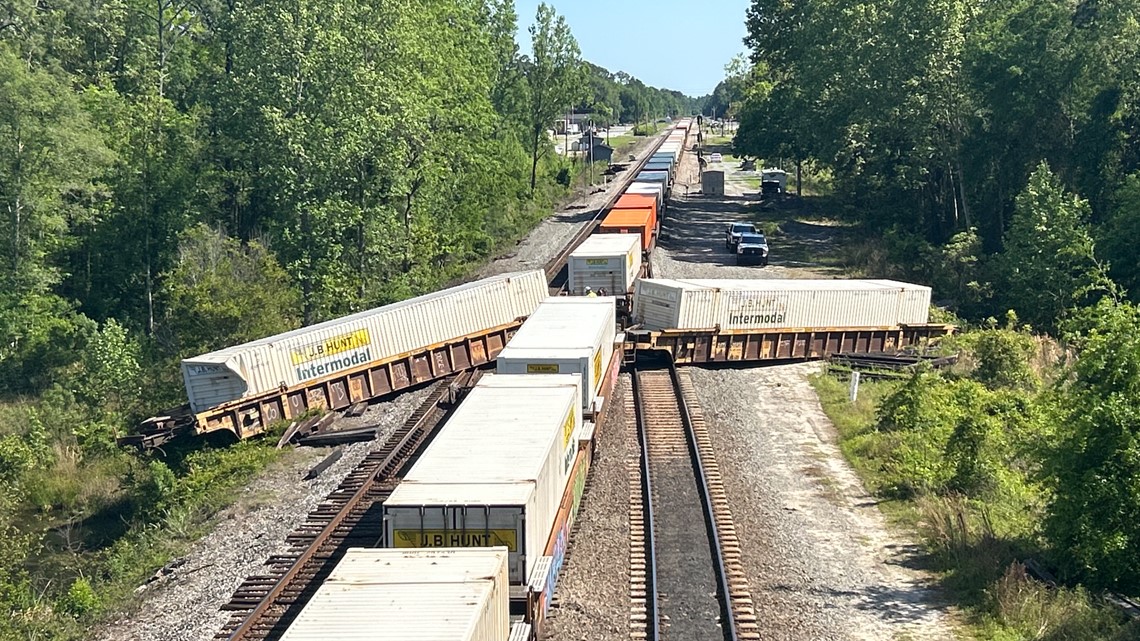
[
  {"left": 1044, "top": 300, "right": 1140, "bottom": 592},
  {"left": 159, "top": 225, "right": 300, "bottom": 358},
  {"left": 998, "top": 162, "right": 1113, "bottom": 331},
  {"left": 0, "top": 43, "right": 111, "bottom": 392},
  {"left": 522, "top": 3, "right": 584, "bottom": 192},
  {"left": 1098, "top": 172, "right": 1140, "bottom": 299}
]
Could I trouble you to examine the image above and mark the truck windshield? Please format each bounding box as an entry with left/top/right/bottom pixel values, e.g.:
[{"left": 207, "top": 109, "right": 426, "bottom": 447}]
[
  {"left": 740, "top": 234, "right": 766, "bottom": 244},
  {"left": 731, "top": 224, "right": 753, "bottom": 234}
]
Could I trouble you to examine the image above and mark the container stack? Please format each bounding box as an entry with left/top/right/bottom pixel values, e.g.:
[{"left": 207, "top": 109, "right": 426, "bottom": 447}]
[
  {"left": 278, "top": 547, "right": 510, "bottom": 641},
  {"left": 495, "top": 297, "right": 618, "bottom": 413},
  {"left": 568, "top": 234, "right": 643, "bottom": 296},
  {"left": 382, "top": 374, "right": 583, "bottom": 585}
]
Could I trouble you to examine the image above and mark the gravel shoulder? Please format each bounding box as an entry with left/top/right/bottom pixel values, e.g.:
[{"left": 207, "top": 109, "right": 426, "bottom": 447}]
[
  {"left": 651, "top": 134, "right": 962, "bottom": 639},
  {"left": 477, "top": 133, "right": 668, "bottom": 278},
  {"left": 94, "top": 388, "right": 430, "bottom": 641},
  {"left": 689, "top": 364, "right": 956, "bottom": 640},
  {"left": 544, "top": 374, "right": 632, "bottom": 641}
]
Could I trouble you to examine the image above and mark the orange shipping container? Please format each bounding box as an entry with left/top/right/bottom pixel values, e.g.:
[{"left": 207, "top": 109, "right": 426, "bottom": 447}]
[
  {"left": 599, "top": 207, "right": 655, "bottom": 251},
  {"left": 613, "top": 193, "right": 658, "bottom": 221}
]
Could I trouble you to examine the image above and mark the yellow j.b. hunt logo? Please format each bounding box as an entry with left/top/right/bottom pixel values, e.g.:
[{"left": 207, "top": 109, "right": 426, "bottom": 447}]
[{"left": 290, "top": 329, "right": 372, "bottom": 365}]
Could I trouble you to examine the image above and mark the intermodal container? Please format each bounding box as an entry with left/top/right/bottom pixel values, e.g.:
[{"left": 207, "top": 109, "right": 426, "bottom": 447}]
[
  {"left": 278, "top": 547, "right": 509, "bottom": 641},
  {"left": 637, "top": 170, "right": 669, "bottom": 186},
  {"left": 626, "top": 182, "right": 664, "bottom": 209},
  {"left": 645, "top": 161, "right": 673, "bottom": 177},
  {"left": 495, "top": 298, "right": 617, "bottom": 412},
  {"left": 599, "top": 207, "right": 655, "bottom": 251},
  {"left": 568, "top": 234, "right": 642, "bottom": 296},
  {"left": 632, "top": 278, "right": 932, "bottom": 331},
  {"left": 382, "top": 375, "right": 582, "bottom": 585},
  {"left": 180, "top": 270, "right": 548, "bottom": 414},
  {"left": 614, "top": 193, "right": 658, "bottom": 221}
]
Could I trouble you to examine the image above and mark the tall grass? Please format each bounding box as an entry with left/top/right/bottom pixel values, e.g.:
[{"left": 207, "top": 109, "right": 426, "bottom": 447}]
[{"left": 811, "top": 373, "right": 1140, "bottom": 640}]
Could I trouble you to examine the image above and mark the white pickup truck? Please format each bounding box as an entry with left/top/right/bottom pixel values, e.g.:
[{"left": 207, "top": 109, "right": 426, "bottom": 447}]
[
  {"left": 736, "top": 232, "right": 769, "bottom": 266},
  {"left": 725, "top": 222, "right": 758, "bottom": 251}
]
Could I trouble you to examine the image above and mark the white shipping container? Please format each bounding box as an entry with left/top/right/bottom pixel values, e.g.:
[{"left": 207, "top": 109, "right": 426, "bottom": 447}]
[
  {"left": 568, "top": 234, "right": 642, "bottom": 296},
  {"left": 383, "top": 375, "right": 582, "bottom": 584},
  {"left": 180, "top": 270, "right": 549, "bottom": 414},
  {"left": 627, "top": 182, "right": 664, "bottom": 209},
  {"left": 633, "top": 279, "right": 932, "bottom": 331},
  {"left": 495, "top": 298, "right": 617, "bottom": 412},
  {"left": 279, "top": 547, "right": 509, "bottom": 641}
]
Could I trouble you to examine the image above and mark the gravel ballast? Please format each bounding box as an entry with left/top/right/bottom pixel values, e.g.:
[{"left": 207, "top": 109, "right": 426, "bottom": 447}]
[
  {"left": 687, "top": 364, "right": 955, "bottom": 640},
  {"left": 94, "top": 388, "right": 430, "bottom": 641},
  {"left": 651, "top": 133, "right": 959, "bottom": 639},
  {"left": 477, "top": 133, "right": 668, "bottom": 278},
  {"left": 544, "top": 374, "right": 632, "bottom": 641}
]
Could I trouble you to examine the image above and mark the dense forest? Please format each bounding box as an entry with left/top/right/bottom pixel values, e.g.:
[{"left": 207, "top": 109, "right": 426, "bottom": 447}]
[
  {"left": 720, "top": 0, "right": 1140, "bottom": 636},
  {"left": 0, "top": 0, "right": 697, "bottom": 636}
]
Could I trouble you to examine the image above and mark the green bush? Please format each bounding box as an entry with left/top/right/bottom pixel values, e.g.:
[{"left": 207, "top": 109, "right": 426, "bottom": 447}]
[{"left": 62, "top": 577, "right": 99, "bottom": 616}]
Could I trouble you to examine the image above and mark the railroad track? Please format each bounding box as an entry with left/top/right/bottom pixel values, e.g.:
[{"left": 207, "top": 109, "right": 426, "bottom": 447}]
[
  {"left": 544, "top": 130, "right": 672, "bottom": 292},
  {"left": 215, "top": 369, "right": 480, "bottom": 641},
  {"left": 630, "top": 361, "right": 759, "bottom": 641}
]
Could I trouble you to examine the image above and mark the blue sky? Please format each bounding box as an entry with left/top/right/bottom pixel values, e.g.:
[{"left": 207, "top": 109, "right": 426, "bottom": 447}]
[{"left": 514, "top": 0, "right": 752, "bottom": 97}]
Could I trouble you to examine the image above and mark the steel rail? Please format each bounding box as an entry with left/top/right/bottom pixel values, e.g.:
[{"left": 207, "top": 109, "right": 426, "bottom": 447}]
[
  {"left": 666, "top": 359, "right": 740, "bottom": 641},
  {"left": 220, "top": 370, "right": 478, "bottom": 641},
  {"left": 543, "top": 128, "right": 676, "bottom": 288},
  {"left": 630, "top": 369, "right": 661, "bottom": 641}
]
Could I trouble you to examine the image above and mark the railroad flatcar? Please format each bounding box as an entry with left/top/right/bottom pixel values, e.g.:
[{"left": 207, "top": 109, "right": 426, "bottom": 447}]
[{"left": 168, "top": 270, "right": 547, "bottom": 440}]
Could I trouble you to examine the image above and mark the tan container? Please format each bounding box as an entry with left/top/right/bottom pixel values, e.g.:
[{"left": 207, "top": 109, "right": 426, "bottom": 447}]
[{"left": 279, "top": 547, "right": 509, "bottom": 641}]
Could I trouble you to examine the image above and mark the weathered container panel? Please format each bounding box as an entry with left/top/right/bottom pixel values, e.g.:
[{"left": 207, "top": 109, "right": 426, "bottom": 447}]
[
  {"left": 495, "top": 298, "right": 617, "bottom": 412},
  {"left": 633, "top": 278, "right": 932, "bottom": 331},
  {"left": 279, "top": 547, "right": 509, "bottom": 641},
  {"left": 568, "top": 234, "right": 642, "bottom": 295},
  {"left": 181, "top": 271, "right": 548, "bottom": 414},
  {"left": 383, "top": 375, "right": 582, "bottom": 584}
]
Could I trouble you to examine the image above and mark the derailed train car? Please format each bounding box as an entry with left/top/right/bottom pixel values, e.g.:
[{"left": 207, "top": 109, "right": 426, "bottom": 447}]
[{"left": 122, "top": 270, "right": 550, "bottom": 447}]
